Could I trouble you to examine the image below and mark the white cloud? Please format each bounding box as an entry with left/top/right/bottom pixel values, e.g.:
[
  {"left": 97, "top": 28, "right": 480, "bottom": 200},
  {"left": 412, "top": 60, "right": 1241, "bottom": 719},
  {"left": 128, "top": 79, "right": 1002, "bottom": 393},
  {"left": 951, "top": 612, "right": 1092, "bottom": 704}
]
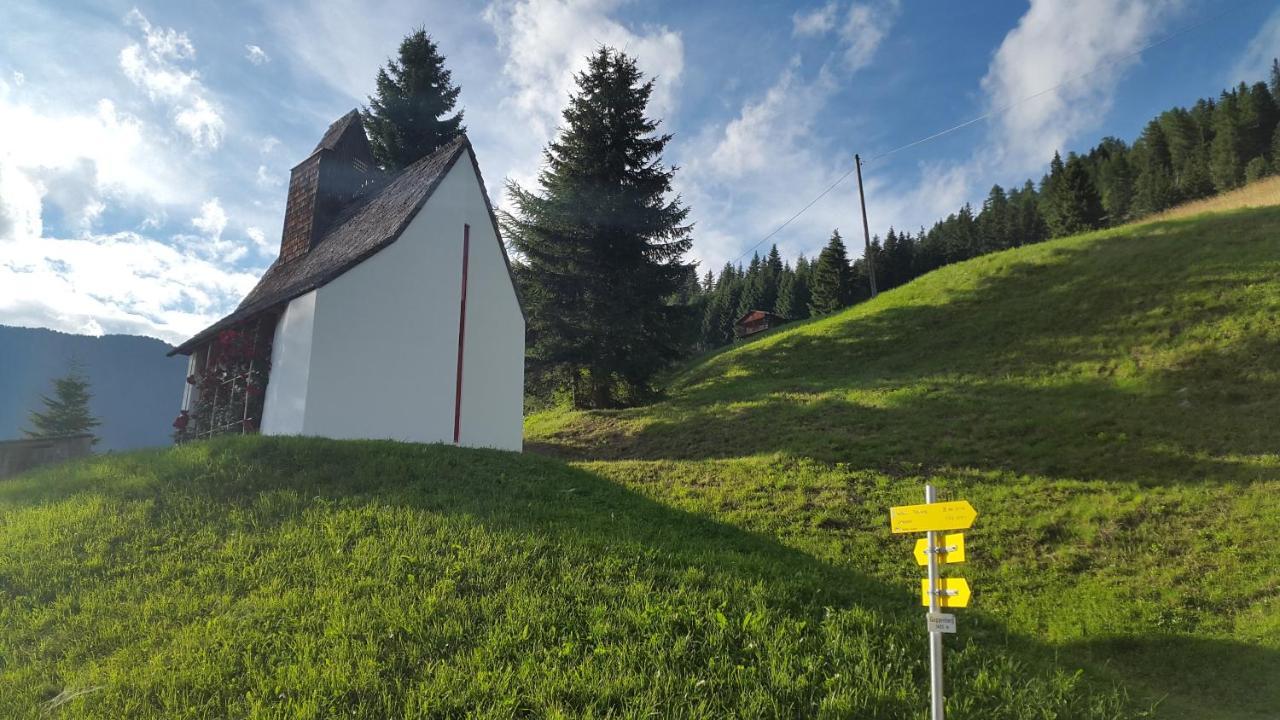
[
  {"left": 839, "top": 0, "right": 899, "bottom": 71},
  {"left": 484, "top": 0, "right": 685, "bottom": 194},
  {"left": 120, "top": 8, "right": 224, "bottom": 149},
  {"left": 184, "top": 197, "right": 251, "bottom": 263},
  {"left": 706, "top": 59, "right": 835, "bottom": 179},
  {"left": 845, "top": 0, "right": 1184, "bottom": 252},
  {"left": 980, "top": 0, "right": 1180, "bottom": 174},
  {"left": 1231, "top": 6, "right": 1280, "bottom": 87},
  {"left": 191, "top": 198, "right": 227, "bottom": 239},
  {"left": 0, "top": 84, "right": 196, "bottom": 215},
  {"left": 679, "top": 0, "right": 901, "bottom": 270},
  {"left": 486, "top": 0, "right": 684, "bottom": 136},
  {"left": 789, "top": 1, "right": 899, "bottom": 71},
  {"left": 174, "top": 97, "right": 224, "bottom": 149},
  {"left": 255, "top": 164, "right": 282, "bottom": 188},
  {"left": 683, "top": 61, "right": 850, "bottom": 269},
  {"left": 0, "top": 70, "right": 259, "bottom": 343},
  {"left": 0, "top": 230, "right": 260, "bottom": 343},
  {"left": 246, "top": 226, "right": 271, "bottom": 253},
  {"left": 12, "top": 71, "right": 24, "bottom": 86},
  {"left": 245, "top": 44, "right": 270, "bottom": 65},
  {"left": 793, "top": 2, "right": 838, "bottom": 37}
]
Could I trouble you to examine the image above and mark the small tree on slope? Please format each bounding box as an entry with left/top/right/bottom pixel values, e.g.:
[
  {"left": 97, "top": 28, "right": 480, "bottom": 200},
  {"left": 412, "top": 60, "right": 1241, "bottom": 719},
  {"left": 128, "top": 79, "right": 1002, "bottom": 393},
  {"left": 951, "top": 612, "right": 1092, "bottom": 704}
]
[
  {"left": 809, "top": 230, "right": 853, "bottom": 316},
  {"left": 503, "top": 47, "right": 693, "bottom": 408},
  {"left": 362, "top": 29, "right": 464, "bottom": 171},
  {"left": 25, "top": 360, "right": 100, "bottom": 444}
]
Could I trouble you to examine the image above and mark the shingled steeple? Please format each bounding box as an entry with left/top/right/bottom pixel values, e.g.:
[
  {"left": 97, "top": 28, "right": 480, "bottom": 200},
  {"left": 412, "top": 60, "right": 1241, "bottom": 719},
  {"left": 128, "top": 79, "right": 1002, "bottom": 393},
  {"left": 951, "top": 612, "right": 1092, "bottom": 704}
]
[{"left": 278, "top": 109, "right": 379, "bottom": 263}]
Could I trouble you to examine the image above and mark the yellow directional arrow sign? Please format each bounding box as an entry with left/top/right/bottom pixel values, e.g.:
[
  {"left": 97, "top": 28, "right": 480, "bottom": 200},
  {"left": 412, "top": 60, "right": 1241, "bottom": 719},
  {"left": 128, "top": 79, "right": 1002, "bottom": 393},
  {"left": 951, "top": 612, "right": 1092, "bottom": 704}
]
[
  {"left": 890, "top": 500, "right": 976, "bottom": 533},
  {"left": 914, "top": 532, "right": 966, "bottom": 565},
  {"left": 920, "top": 578, "right": 971, "bottom": 608}
]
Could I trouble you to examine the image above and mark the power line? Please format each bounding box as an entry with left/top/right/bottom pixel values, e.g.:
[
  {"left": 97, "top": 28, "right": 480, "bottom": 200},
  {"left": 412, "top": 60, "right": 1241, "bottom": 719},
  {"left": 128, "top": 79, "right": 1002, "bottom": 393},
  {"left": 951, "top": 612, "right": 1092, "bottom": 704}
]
[
  {"left": 729, "top": 0, "right": 1256, "bottom": 265},
  {"left": 729, "top": 167, "right": 855, "bottom": 265}
]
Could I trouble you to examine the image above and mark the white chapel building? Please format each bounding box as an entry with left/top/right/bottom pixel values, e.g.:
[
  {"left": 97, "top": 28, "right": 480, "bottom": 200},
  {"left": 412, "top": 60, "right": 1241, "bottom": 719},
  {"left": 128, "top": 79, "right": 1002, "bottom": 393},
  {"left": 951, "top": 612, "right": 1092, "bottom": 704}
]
[{"left": 171, "top": 111, "right": 525, "bottom": 451}]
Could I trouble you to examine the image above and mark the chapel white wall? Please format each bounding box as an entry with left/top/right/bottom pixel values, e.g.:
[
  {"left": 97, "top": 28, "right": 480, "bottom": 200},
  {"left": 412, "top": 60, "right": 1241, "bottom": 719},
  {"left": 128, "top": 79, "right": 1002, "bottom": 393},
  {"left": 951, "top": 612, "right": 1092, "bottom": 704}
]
[
  {"left": 260, "top": 290, "right": 316, "bottom": 436},
  {"left": 298, "top": 157, "right": 525, "bottom": 450},
  {"left": 457, "top": 195, "right": 525, "bottom": 451}
]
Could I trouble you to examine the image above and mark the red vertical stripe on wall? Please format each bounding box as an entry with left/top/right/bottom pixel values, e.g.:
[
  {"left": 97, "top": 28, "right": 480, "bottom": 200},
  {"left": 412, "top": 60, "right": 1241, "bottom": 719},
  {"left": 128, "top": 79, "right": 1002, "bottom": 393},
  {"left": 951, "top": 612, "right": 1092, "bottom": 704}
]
[{"left": 453, "top": 224, "right": 471, "bottom": 445}]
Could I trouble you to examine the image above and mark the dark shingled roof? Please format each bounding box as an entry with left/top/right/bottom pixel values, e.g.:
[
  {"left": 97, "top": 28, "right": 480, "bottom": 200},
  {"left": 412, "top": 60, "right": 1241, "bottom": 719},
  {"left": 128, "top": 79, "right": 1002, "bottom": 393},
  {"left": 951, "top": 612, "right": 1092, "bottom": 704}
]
[
  {"left": 313, "top": 109, "right": 363, "bottom": 153},
  {"left": 170, "top": 134, "right": 522, "bottom": 356}
]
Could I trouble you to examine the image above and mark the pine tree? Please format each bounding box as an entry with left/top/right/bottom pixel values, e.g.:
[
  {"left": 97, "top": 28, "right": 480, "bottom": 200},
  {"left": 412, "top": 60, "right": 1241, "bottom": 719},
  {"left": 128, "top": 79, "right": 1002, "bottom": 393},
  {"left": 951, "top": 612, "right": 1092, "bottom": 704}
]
[
  {"left": 1237, "top": 82, "right": 1277, "bottom": 166},
  {"left": 809, "top": 230, "right": 853, "bottom": 316},
  {"left": 1044, "top": 153, "right": 1104, "bottom": 236},
  {"left": 24, "top": 361, "right": 100, "bottom": 444},
  {"left": 1010, "top": 180, "right": 1048, "bottom": 247},
  {"left": 1089, "top": 137, "right": 1134, "bottom": 224},
  {"left": 1133, "top": 120, "right": 1178, "bottom": 215},
  {"left": 1273, "top": 124, "right": 1280, "bottom": 172},
  {"left": 777, "top": 257, "right": 811, "bottom": 319},
  {"left": 362, "top": 29, "right": 465, "bottom": 171},
  {"left": 737, "top": 253, "right": 764, "bottom": 316},
  {"left": 978, "top": 186, "right": 1012, "bottom": 251},
  {"left": 1210, "top": 90, "right": 1245, "bottom": 192},
  {"left": 1271, "top": 58, "right": 1280, "bottom": 98},
  {"left": 1245, "top": 155, "right": 1270, "bottom": 183},
  {"left": 761, "top": 244, "right": 783, "bottom": 312},
  {"left": 504, "top": 48, "right": 692, "bottom": 407},
  {"left": 887, "top": 229, "right": 916, "bottom": 287}
]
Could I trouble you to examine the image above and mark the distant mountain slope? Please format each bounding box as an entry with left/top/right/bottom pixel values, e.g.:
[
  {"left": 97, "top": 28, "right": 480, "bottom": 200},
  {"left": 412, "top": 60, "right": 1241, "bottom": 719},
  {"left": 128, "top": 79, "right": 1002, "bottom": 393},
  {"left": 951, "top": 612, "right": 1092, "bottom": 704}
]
[{"left": 0, "top": 326, "right": 187, "bottom": 450}]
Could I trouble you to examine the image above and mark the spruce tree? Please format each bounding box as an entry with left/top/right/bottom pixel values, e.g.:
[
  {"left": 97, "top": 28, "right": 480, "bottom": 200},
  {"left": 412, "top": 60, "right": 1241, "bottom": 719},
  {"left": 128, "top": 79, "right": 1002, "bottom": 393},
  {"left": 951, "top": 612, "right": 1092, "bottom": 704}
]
[
  {"left": 1273, "top": 124, "right": 1280, "bottom": 172},
  {"left": 24, "top": 361, "right": 100, "bottom": 444},
  {"left": 1237, "top": 82, "right": 1277, "bottom": 166},
  {"left": 809, "top": 230, "right": 852, "bottom": 316},
  {"left": 1210, "top": 90, "right": 1245, "bottom": 192},
  {"left": 777, "top": 257, "right": 811, "bottom": 319},
  {"left": 737, "top": 253, "right": 764, "bottom": 316},
  {"left": 504, "top": 48, "right": 692, "bottom": 408},
  {"left": 1133, "top": 120, "right": 1178, "bottom": 215},
  {"left": 1245, "top": 156, "right": 1269, "bottom": 183},
  {"left": 1044, "top": 153, "right": 1104, "bottom": 236},
  {"left": 362, "top": 29, "right": 465, "bottom": 171},
  {"left": 761, "top": 244, "right": 783, "bottom": 312},
  {"left": 978, "top": 186, "right": 1012, "bottom": 252},
  {"left": 1271, "top": 58, "right": 1280, "bottom": 98}
]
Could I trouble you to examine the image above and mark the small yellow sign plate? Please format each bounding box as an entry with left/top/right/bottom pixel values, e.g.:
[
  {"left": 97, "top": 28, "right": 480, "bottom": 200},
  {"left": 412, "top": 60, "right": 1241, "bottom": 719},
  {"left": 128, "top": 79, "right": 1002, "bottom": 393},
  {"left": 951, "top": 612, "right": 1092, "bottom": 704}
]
[
  {"left": 920, "top": 578, "right": 971, "bottom": 608},
  {"left": 914, "top": 533, "right": 966, "bottom": 565},
  {"left": 890, "top": 500, "right": 976, "bottom": 533}
]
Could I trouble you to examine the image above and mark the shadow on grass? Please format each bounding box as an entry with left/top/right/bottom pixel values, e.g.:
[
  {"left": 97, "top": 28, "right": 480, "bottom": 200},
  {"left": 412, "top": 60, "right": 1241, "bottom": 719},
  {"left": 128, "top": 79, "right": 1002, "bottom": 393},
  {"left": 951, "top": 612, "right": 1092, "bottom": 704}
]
[
  {"left": 1064, "top": 634, "right": 1280, "bottom": 719},
  {"left": 533, "top": 209, "right": 1280, "bottom": 485}
]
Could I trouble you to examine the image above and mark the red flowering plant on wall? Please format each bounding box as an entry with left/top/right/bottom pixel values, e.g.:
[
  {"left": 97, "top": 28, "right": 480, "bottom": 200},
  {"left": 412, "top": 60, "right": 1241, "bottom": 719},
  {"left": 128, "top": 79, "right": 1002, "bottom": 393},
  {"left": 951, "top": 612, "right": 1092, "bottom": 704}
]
[{"left": 174, "top": 322, "right": 273, "bottom": 443}]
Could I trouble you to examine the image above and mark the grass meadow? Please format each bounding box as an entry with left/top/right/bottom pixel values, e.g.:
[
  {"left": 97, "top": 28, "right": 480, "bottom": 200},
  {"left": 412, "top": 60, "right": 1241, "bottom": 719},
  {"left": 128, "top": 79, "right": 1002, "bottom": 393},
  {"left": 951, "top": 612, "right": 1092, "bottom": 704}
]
[{"left": 3, "top": 203, "right": 1279, "bottom": 718}]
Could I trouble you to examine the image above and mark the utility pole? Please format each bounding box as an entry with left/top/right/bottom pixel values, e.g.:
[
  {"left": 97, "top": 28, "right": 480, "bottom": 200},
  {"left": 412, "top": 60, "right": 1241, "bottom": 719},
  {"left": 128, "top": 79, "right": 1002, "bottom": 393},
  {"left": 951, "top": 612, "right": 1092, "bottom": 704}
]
[{"left": 854, "top": 154, "right": 878, "bottom": 298}]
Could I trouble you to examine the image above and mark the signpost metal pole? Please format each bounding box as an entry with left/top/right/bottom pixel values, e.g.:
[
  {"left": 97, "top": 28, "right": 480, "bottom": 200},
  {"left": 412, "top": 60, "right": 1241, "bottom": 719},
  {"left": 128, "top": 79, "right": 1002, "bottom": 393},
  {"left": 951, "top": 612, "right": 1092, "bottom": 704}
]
[{"left": 925, "top": 484, "right": 945, "bottom": 720}]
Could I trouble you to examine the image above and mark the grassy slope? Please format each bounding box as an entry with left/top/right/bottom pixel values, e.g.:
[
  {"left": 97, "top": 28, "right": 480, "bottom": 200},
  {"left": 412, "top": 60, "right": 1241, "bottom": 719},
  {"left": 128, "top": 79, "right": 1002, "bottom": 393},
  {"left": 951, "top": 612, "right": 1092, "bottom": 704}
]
[
  {"left": 527, "top": 205, "right": 1280, "bottom": 718},
  {"left": 2, "top": 439, "right": 1125, "bottom": 719},
  {"left": 2, "top": 205, "right": 1277, "bottom": 719}
]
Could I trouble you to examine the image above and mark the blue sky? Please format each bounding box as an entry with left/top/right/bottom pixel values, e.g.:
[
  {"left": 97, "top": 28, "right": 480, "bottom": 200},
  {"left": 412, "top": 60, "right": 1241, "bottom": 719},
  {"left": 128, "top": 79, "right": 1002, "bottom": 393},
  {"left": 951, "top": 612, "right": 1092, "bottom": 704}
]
[{"left": 1, "top": 0, "right": 1277, "bottom": 343}]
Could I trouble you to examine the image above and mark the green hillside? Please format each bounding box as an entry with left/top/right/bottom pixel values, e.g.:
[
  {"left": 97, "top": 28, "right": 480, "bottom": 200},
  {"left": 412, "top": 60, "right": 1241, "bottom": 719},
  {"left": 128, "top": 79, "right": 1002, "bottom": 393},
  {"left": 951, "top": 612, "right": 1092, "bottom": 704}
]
[
  {"left": 527, "top": 205, "right": 1280, "bottom": 718},
  {"left": 3, "top": 207, "right": 1279, "bottom": 718}
]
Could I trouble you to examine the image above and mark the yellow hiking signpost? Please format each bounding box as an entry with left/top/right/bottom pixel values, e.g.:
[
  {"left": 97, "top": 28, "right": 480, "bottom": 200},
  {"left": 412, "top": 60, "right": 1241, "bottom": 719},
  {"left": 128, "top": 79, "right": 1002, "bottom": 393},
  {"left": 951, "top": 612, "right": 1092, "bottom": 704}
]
[
  {"left": 914, "top": 533, "right": 965, "bottom": 565},
  {"left": 890, "top": 500, "right": 976, "bottom": 534},
  {"left": 889, "top": 486, "right": 976, "bottom": 720},
  {"left": 919, "top": 578, "right": 971, "bottom": 608}
]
